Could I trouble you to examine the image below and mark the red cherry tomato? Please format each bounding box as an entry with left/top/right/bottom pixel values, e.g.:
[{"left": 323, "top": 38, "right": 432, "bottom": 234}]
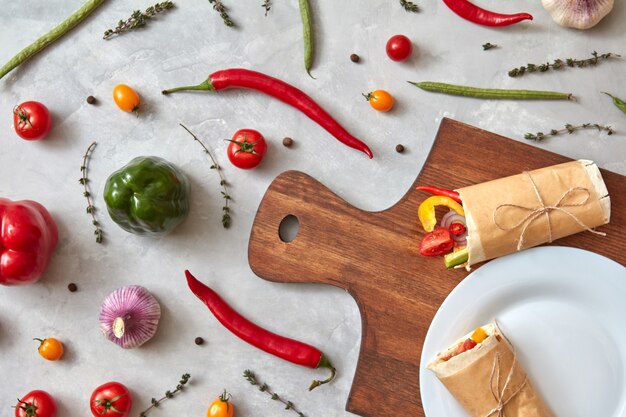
[
  {"left": 457, "top": 338, "right": 477, "bottom": 355},
  {"left": 13, "top": 101, "right": 52, "bottom": 141},
  {"left": 227, "top": 129, "right": 268, "bottom": 169},
  {"left": 419, "top": 227, "right": 454, "bottom": 257},
  {"left": 90, "top": 382, "right": 132, "bottom": 417},
  {"left": 15, "top": 390, "right": 57, "bottom": 417},
  {"left": 386, "top": 35, "right": 413, "bottom": 62}
]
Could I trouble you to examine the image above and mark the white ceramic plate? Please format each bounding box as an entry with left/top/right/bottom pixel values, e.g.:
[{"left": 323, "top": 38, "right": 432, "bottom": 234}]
[{"left": 420, "top": 246, "right": 626, "bottom": 417}]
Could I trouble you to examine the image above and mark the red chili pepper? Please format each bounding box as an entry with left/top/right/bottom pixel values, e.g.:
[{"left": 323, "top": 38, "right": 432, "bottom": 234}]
[
  {"left": 416, "top": 186, "right": 462, "bottom": 203},
  {"left": 449, "top": 222, "right": 466, "bottom": 236},
  {"left": 162, "top": 69, "right": 373, "bottom": 158},
  {"left": 442, "top": 0, "right": 533, "bottom": 27},
  {"left": 185, "top": 270, "right": 336, "bottom": 390}
]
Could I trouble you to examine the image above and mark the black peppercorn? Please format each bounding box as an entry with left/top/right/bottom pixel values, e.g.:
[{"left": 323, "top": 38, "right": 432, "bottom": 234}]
[
  {"left": 86, "top": 96, "right": 96, "bottom": 105},
  {"left": 395, "top": 144, "right": 405, "bottom": 153},
  {"left": 68, "top": 283, "right": 78, "bottom": 292},
  {"left": 195, "top": 337, "right": 204, "bottom": 345},
  {"left": 282, "top": 137, "right": 294, "bottom": 147},
  {"left": 350, "top": 54, "right": 360, "bottom": 63}
]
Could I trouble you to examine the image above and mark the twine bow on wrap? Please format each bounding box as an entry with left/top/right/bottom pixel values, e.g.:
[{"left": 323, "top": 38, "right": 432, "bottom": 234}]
[
  {"left": 493, "top": 172, "right": 606, "bottom": 251},
  {"left": 484, "top": 352, "right": 527, "bottom": 417}
]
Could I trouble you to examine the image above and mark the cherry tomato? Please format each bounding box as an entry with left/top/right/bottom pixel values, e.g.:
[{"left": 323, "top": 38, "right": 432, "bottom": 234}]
[
  {"left": 364, "top": 90, "right": 394, "bottom": 112},
  {"left": 90, "top": 382, "right": 132, "bottom": 417},
  {"left": 113, "top": 84, "right": 140, "bottom": 113},
  {"left": 386, "top": 34, "right": 413, "bottom": 62},
  {"left": 456, "top": 338, "right": 477, "bottom": 355},
  {"left": 419, "top": 227, "right": 454, "bottom": 257},
  {"left": 15, "top": 390, "right": 57, "bottom": 417},
  {"left": 13, "top": 101, "right": 52, "bottom": 141},
  {"left": 227, "top": 129, "right": 267, "bottom": 170},
  {"left": 207, "top": 391, "right": 234, "bottom": 417},
  {"left": 35, "top": 337, "right": 64, "bottom": 361}
]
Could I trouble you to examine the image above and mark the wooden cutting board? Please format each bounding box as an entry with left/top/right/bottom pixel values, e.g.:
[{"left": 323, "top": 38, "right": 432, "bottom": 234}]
[{"left": 247, "top": 117, "right": 626, "bottom": 417}]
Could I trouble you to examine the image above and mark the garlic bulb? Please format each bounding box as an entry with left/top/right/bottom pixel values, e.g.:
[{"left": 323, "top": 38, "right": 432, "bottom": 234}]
[
  {"left": 100, "top": 285, "right": 161, "bottom": 349},
  {"left": 542, "top": 0, "right": 614, "bottom": 29}
]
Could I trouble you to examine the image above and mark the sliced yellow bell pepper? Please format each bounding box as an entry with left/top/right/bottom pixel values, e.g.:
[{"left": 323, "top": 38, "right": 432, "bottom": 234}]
[
  {"left": 471, "top": 327, "right": 488, "bottom": 343},
  {"left": 417, "top": 196, "right": 465, "bottom": 232}
]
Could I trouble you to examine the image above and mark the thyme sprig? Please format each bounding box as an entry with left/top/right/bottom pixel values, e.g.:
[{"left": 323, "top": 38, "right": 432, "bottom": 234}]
[
  {"left": 243, "top": 370, "right": 306, "bottom": 417},
  {"left": 180, "top": 124, "right": 232, "bottom": 228},
  {"left": 209, "top": 0, "right": 234, "bottom": 27},
  {"left": 524, "top": 123, "right": 614, "bottom": 141},
  {"left": 103, "top": 2, "right": 175, "bottom": 40},
  {"left": 262, "top": 0, "right": 271, "bottom": 16},
  {"left": 482, "top": 42, "right": 497, "bottom": 51},
  {"left": 139, "top": 373, "right": 191, "bottom": 417},
  {"left": 509, "top": 51, "right": 621, "bottom": 77},
  {"left": 79, "top": 142, "right": 103, "bottom": 244},
  {"left": 400, "top": 0, "right": 420, "bottom": 12}
]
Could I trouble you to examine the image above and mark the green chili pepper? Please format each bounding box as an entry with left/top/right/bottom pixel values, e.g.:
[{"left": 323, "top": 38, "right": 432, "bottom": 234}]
[
  {"left": 0, "top": 0, "right": 106, "bottom": 81},
  {"left": 408, "top": 81, "right": 574, "bottom": 101},
  {"left": 299, "top": 0, "right": 315, "bottom": 79},
  {"left": 602, "top": 92, "right": 626, "bottom": 114}
]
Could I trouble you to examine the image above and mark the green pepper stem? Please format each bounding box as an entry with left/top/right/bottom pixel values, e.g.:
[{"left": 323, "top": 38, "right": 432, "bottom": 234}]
[
  {"left": 308, "top": 354, "right": 337, "bottom": 391},
  {"left": 161, "top": 79, "right": 214, "bottom": 95}
]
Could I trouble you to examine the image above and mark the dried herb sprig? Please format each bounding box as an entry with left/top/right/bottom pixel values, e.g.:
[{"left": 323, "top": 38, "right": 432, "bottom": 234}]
[
  {"left": 180, "top": 124, "right": 232, "bottom": 228},
  {"left": 262, "top": 0, "right": 271, "bottom": 16},
  {"left": 509, "top": 51, "right": 621, "bottom": 77},
  {"left": 243, "top": 370, "right": 306, "bottom": 417},
  {"left": 79, "top": 141, "right": 103, "bottom": 244},
  {"left": 482, "top": 42, "right": 497, "bottom": 51},
  {"left": 139, "top": 373, "right": 191, "bottom": 417},
  {"left": 524, "top": 123, "right": 614, "bottom": 141},
  {"left": 103, "top": 1, "right": 175, "bottom": 40},
  {"left": 400, "top": 0, "right": 420, "bottom": 12},
  {"left": 209, "top": 0, "right": 235, "bottom": 27}
]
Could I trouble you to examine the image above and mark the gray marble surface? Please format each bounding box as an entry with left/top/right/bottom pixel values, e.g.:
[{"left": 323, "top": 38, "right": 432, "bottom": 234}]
[{"left": 0, "top": 0, "right": 624, "bottom": 416}]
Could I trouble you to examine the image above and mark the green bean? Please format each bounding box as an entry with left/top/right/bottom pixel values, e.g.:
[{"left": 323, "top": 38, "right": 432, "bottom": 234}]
[
  {"left": 299, "top": 0, "right": 315, "bottom": 79},
  {"left": 408, "top": 81, "right": 574, "bottom": 101},
  {"left": 603, "top": 92, "right": 626, "bottom": 114},
  {"left": 0, "top": 0, "right": 107, "bottom": 81}
]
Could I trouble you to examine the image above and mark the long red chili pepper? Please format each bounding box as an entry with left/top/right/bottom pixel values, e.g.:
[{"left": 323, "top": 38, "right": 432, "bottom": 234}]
[
  {"left": 416, "top": 186, "right": 462, "bottom": 203},
  {"left": 162, "top": 69, "right": 373, "bottom": 158},
  {"left": 442, "top": 0, "right": 532, "bottom": 27},
  {"left": 185, "top": 270, "right": 336, "bottom": 390}
]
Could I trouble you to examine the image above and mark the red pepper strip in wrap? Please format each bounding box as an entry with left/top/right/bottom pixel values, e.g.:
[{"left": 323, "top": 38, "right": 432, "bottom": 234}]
[
  {"left": 442, "top": 0, "right": 533, "bottom": 27},
  {"left": 416, "top": 186, "right": 462, "bottom": 203},
  {"left": 162, "top": 69, "right": 373, "bottom": 158},
  {"left": 185, "top": 270, "right": 336, "bottom": 390}
]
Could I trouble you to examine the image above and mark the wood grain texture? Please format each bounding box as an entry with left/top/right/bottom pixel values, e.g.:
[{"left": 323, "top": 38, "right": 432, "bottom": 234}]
[{"left": 247, "top": 118, "right": 626, "bottom": 417}]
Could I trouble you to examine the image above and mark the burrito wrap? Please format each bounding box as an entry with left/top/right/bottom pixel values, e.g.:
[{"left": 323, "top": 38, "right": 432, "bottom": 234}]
[
  {"left": 457, "top": 160, "right": 610, "bottom": 265},
  {"left": 428, "top": 324, "right": 553, "bottom": 417}
]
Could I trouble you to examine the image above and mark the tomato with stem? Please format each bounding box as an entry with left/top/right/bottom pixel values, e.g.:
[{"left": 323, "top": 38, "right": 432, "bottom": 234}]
[
  {"left": 227, "top": 129, "right": 268, "bottom": 169},
  {"left": 34, "top": 337, "right": 64, "bottom": 361},
  {"left": 386, "top": 34, "right": 413, "bottom": 62},
  {"left": 363, "top": 90, "right": 394, "bottom": 112},
  {"left": 14, "top": 390, "right": 57, "bottom": 417},
  {"left": 90, "top": 382, "right": 132, "bottom": 417},
  {"left": 207, "top": 391, "right": 234, "bottom": 417},
  {"left": 13, "top": 101, "right": 52, "bottom": 140},
  {"left": 113, "top": 84, "right": 140, "bottom": 113}
]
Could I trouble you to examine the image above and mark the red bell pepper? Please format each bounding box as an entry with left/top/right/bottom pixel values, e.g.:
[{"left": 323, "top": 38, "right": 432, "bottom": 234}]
[{"left": 0, "top": 198, "right": 58, "bottom": 286}]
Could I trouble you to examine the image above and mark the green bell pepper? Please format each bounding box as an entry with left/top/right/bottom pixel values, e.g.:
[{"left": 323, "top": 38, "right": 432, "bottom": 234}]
[{"left": 104, "top": 156, "right": 190, "bottom": 236}]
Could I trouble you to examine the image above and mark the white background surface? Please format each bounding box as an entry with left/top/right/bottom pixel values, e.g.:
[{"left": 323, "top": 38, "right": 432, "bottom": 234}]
[{"left": 0, "top": 0, "right": 624, "bottom": 416}]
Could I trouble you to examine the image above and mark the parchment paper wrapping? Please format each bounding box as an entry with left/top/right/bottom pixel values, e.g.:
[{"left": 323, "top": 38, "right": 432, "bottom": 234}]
[
  {"left": 427, "top": 323, "right": 553, "bottom": 417},
  {"left": 457, "top": 160, "right": 610, "bottom": 266}
]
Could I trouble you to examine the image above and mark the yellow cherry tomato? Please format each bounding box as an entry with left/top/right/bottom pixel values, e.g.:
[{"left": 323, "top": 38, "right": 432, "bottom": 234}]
[
  {"left": 364, "top": 90, "right": 394, "bottom": 112},
  {"left": 35, "top": 337, "right": 64, "bottom": 361},
  {"left": 207, "top": 391, "right": 234, "bottom": 417},
  {"left": 113, "top": 84, "right": 140, "bottom": 113}
]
